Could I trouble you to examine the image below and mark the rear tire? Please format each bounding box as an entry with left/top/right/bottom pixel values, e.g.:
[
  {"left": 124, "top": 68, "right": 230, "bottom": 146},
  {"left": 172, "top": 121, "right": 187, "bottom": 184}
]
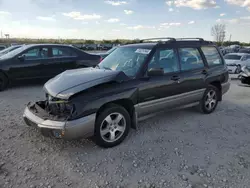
[
  {"left": 199, "top": 85, "right": 219, "bottom": 114},
  {"left": 94, "top": 104, "right": 131, "bottom": 148},
  {"left": 0, "top": 73, "right": 8, "bottom": 91}
]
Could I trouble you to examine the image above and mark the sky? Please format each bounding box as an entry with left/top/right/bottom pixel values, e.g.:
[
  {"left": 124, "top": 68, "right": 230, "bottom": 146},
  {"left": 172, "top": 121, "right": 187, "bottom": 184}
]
[{"left": 0, "top": 0, "right": 250, "bottom": 41}]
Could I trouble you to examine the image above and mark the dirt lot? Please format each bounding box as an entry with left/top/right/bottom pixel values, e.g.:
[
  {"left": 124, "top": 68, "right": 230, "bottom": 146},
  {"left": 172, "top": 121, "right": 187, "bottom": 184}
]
[{"left": 1, "top": 78, "right": 250, "bottom": 188}]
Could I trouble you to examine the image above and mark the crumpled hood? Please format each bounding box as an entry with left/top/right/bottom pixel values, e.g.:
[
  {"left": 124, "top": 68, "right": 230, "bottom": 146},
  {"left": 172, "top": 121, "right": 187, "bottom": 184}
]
[{"left": 44, "top": 67, "right": 129, "bottom": 100}]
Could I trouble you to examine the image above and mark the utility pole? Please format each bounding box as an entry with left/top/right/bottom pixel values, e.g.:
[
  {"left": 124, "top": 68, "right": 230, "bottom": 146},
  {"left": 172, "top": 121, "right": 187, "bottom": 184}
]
[{"left": 229, "top": 34, "right": 232, "bottom": 41}]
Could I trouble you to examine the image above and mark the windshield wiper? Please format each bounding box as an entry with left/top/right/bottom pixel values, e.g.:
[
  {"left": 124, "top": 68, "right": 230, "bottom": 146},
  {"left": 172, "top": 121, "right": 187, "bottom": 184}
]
[{"left": 103, "top": 66, "right": 112, "bottom": 70}]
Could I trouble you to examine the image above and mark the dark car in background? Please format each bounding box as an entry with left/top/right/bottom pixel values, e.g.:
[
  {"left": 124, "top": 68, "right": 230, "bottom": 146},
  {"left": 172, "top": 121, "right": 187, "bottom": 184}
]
[
  {"left": 95, "top": 46, "right": 118, "bottom": 59},
  {"left": 0, "top": 44, "right": 101, "bottom": 91},
  {"left": 0, "top": 45, "right": 7, "bottom": 51},
  {"left": 0, "top": 45, "right": 23, "bottom": 56}
]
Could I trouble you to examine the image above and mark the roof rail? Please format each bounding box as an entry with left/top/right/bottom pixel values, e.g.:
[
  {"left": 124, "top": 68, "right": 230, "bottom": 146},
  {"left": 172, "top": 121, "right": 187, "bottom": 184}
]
[
  {"left": 176, "top": 38, "right": 204, "bottom": 41},
  {"left": 140, "top": 37, "right": 176, "bottom": 43}
]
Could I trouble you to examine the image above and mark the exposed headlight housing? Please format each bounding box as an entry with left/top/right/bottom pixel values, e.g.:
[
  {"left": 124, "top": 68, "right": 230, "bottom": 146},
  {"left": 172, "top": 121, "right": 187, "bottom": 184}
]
[{"left": 45, "top": 93, "right": 75, "bottom": 117}]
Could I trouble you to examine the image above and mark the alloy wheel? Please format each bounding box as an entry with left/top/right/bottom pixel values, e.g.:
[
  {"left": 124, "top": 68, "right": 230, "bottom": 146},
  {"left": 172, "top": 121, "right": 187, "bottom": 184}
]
[
  {"left": 205, "top": 90, "right": 217, "bottom": 111},
  {"left": 100, "top": 112, "right": 126, "bottom": 143}
]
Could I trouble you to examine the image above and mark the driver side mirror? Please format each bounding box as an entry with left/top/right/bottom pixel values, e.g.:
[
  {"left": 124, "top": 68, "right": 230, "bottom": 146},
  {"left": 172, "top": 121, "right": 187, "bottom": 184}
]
[
  {"left": 18, "top": 54, "right": 25, "bottom": 61},
  {"left": 148, "top": 68, "right": 164, "bottom": 77}
]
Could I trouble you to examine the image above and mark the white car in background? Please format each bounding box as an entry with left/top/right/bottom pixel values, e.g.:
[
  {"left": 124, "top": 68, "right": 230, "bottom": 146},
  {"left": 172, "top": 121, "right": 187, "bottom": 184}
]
[{"left": 224, "top": 53, "right": 250, "bottom": 74}]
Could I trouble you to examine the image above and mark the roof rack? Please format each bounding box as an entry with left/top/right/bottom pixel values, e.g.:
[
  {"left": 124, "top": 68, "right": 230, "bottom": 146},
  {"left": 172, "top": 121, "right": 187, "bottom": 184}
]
[
  {"left": 140, "top": 37, "right": 176, "bottom": 43},
  {"left": 176, "top": 38, "right": 204, "bottom": 41}
]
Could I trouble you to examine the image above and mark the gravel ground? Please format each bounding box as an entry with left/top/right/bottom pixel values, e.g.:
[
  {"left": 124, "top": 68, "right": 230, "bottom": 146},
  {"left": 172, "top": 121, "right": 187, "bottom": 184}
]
[{"left": 1, "top": 79, "right": 250, "bottom": 188}]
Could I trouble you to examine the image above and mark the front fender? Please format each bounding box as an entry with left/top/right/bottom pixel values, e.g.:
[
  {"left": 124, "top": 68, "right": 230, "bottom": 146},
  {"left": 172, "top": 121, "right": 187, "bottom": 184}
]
[{"left": 70, "top": 87, "right": 138, "bottom": 120}]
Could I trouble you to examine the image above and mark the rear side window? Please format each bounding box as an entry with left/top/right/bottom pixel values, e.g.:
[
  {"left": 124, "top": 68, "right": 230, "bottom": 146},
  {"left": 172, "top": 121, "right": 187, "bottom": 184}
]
[
  {"left": 178, "top": 48, "right": 204, "bottom": 71},
  {"left": 201, "top": 47, "right": 223, "bottom": 66},
  {"left": 52, "top": 47, "right": 77, "bottom": 57}
]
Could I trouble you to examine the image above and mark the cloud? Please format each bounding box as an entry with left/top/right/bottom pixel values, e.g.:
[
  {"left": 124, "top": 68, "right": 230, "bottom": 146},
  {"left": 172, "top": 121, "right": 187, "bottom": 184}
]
[
  {"left": 62, "top": 12, "right": 101, "bottom": 20},
  {"left": 174, "top": 0, "right": 217, "bottom": 9},
  {"left": 225, "top": 0, "right": 250, "bottom": 10},
  {"left": 217, "top": 16, "right": 250, "bottom": 24},
  {"left": 188, "top": 20, "right": 195, "bottom": 24},
  {"left": 127, "top": 25, "right": 155, "bottom": 30},
  {"left": 159, "top": 22, "right": 181, "bottom": 29},
  {"left": 124, "top": 10, "right": 133, "bottom": 14},
  {"left": 220, "top": 13, "right": 226, "bottom": 16},
  {"left": 120, "top": 23, "right": 127, "bottom": 26},
  {"left": 0, "top": 11, "right": 11, "bottom": 15},
  {"left": 104, "top": 0, "right": 128, "bottom": 6},
  {"left": 36, "top": 16, "right": 56, "bottom": 21},
  {"left": 106, "top": 18, "right": 120, "bottom": 23},
  {"left": 112, "top": 29, "right": 120, "bottom": 32},
  {"left": 166, "top": 1, "right": 173, "bottom": 6},
  {"left": 169, "top": 8, "right": 174, "bottom": 11}
]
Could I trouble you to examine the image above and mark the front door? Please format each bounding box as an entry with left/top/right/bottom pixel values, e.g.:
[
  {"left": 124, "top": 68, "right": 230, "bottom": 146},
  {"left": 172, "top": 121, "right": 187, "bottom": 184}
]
[
  {"left": 45, "top": 46, "right": 77, "bottom": 77},
  {"left": 137, "top": 47, "right": 185, "bottom": 117},
  {"left": 9, "top": 47, "right": 49, "bottom": 80}
]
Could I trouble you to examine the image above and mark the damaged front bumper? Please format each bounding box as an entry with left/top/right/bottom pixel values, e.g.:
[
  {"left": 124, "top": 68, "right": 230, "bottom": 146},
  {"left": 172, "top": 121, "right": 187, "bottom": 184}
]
[{"left": 23, "top": 102, "right": 96, "bottom": 140}]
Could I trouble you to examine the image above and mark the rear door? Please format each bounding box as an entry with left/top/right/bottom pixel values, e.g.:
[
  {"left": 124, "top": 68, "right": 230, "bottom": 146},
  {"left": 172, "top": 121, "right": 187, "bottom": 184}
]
[
  {"left": 45, "top": 46, "right": 78, "bottom": 77},
  {"left": 175, "top": 46, "right": 207, "bottom": 102}
]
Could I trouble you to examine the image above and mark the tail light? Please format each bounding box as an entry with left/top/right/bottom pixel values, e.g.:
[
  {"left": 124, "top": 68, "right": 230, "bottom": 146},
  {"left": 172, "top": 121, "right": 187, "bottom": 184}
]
[{"left": 99, "top": 56, "right": 103, "bottom": 62}]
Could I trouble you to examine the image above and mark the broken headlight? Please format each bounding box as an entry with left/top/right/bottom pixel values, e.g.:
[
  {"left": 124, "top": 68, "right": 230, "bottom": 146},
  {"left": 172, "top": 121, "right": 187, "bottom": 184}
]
[{"left": 45, "top": 94, "right": 74, "bottom": 117}]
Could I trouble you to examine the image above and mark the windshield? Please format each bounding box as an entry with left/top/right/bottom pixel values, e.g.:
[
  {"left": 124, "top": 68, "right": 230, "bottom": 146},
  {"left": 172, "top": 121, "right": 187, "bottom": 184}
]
[
  {"left": 224, "top": 54, "right": 242, "bottom": 60},
  {"left": 0, "top": 45, "right": 27, "bottom": 59},
  {"left": 0, "top": 46, "right": 21, "bottom": 55},
  {"left": 98, "top": 46, "right": 152, "bottom": 77}
]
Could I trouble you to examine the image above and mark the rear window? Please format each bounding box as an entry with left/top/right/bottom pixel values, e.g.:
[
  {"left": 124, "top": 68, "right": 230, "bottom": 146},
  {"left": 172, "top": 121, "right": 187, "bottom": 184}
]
[
  {"left": 201, "top": 47, "right": 223, "bottom": 66},
  {"left": 224, "top": 54, "right": 242, "bottom": 60}
]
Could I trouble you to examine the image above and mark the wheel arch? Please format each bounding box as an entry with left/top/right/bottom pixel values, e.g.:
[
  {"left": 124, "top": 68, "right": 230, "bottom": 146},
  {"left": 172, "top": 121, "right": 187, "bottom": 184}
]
[
  {"left": 209, "top": 81, "right": 222, "bottom": 101},
  {"left": 96, "top": 98, "right": 137, "bottom": 129}
]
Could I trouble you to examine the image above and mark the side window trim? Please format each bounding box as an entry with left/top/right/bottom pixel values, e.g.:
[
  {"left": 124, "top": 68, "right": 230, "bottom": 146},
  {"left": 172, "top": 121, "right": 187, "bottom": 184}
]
[
  {"left": 52, "top": 47, "right": 78, "bottom": 58},
  {"left": 20, "top": 47, "right": 50, "bottom": 61},
  {"left": 147, "top": 47, "right": 181, "bottom": 75},
  {"left": 200, "top": 46, "right": 224, "bottom": 67},
  {"left": 177, "top": 47, "right": 205, "bottom": 72}
]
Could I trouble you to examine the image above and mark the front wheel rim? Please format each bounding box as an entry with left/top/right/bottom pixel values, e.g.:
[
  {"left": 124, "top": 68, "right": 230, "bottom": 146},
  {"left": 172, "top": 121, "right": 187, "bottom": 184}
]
[
  {"left": 0, "top": 79, "right": 3, "bottom": 89},
  {"left": 205, "top": 90, "right": 217, "bottom": 111},
  {"left": 100, "top": 112, "right": 126, "bottom": 143}
]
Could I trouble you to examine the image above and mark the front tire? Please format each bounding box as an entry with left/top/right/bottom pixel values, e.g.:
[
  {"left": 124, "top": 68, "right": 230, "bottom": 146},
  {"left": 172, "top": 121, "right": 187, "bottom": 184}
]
[
  {"left": 199, "top": 85, "right": 219, "bottom": 114},
  {"left": 235, "top": 65, "right": 241, "bottom": 74},
  {"left": 94, "top": 104, "right": 131, "bottom": 148},
  {"left": 0, "top": 73, "right": 8, "bottom": 91}
]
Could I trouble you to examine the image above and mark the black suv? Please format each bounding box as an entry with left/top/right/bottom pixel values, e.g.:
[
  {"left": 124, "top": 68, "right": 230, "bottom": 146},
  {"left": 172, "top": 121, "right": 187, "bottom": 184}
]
[{"left": 23, "top": 38, "right": 230, "bottom": 148}]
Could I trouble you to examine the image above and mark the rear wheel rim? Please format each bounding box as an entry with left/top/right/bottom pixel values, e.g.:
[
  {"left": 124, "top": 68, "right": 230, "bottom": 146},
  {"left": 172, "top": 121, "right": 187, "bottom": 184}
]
[
  {"left": 205, "top": 90, "right": 217, "bottom": 111},
  {"left": 100, "top": 112, "right": 126, "bottom": 143}
]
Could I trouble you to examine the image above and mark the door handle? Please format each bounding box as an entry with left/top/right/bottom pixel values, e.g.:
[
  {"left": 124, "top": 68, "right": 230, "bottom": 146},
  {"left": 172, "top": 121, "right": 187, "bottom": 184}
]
[
  {"left": 202, "top": 70, "right": 208, "bottom": 75},
  {"left": 171, "top": 75, "right": 180, "bottom": 81}
]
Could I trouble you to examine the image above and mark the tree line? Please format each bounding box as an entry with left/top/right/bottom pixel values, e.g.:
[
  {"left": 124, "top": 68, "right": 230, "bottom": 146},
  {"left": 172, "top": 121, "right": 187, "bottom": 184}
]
[{"left": 0, "top": 27, "right": 249, "bottom": 47}]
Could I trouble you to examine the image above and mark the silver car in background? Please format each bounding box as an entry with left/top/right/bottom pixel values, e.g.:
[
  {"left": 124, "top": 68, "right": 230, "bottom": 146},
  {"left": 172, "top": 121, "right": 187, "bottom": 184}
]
[{"left": 224, "top": 53, "right": 250, "bottom": 74}]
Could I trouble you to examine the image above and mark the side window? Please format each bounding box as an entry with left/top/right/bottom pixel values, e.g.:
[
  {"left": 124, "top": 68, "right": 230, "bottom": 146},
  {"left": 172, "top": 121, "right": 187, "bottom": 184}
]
[
  {"left": 52, "top": 47, "right": 77, "bottom": 57},
  {"left": 22, "top": 47, "right": 49, "bottom": 60},
  {"left": 247, "top": 55, "right": 250, "bottom": 60},
  {"left": 201, "top": 47, "right": 223, "bottom": 66},
  {"left": 179, "top": 48, "right": 204, "bottom": 71},
  {"left": 148, "top": 49, "right": 179, "bottom": 74}
]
